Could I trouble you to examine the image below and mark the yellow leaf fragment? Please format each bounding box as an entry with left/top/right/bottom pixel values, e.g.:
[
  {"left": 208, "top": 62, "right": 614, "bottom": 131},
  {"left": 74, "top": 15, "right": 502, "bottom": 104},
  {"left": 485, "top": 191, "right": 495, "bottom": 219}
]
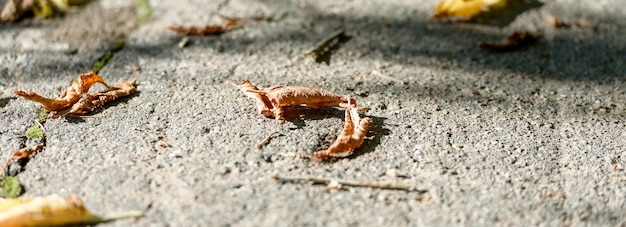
[
  {"left": 0, "top": 194, "right": 142, "bottom": 226},
  {"left": 433, "top": 0, "right": 542, "bottom": 26},
  {"left": 434, "top": 0, "right": 506, "bottom": 20},
  {"left": 13, "top": 72, "right": 109, "bottom": 111},
  {"left": 313, "top": 103, "right": 371, "bottom": 160}
]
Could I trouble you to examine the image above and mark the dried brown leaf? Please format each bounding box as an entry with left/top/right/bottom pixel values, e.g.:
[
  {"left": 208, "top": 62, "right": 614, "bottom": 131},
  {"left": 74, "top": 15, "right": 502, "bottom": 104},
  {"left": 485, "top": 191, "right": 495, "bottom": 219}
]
[
  {"left": 228, "top": 80, "right": 356, "bottom": 123},
  {"left": 1, "top": 143, "right": 44, "bottom": 174},
  {"left": 53, "top": 79, "right": 136, "bottom": 117},
  {"left": 227, "top": 80, "right": 274, "bottom": 117},
  {"left": 479, "top": 31, "right": 536, "bottom": 52},
  {"left": 166, "top": 19, "right": 242, "bottom": 36},
  {"left": 14, "top": 72, "right": 109, "bottom": 111},
  {"left": 313, "top": 104, "right": 371, "bottom": 160}
]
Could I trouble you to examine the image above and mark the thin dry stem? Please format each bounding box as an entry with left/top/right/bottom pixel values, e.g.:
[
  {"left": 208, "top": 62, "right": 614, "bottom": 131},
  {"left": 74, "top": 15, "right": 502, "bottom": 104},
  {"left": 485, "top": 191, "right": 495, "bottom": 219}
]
[
  {"left": 256, "top": 131, "right": 280, "bottom": 148},
  {"left": 371, "top": 70, "right": 405, "bottom": 85},
  {"left": 270, "top": 175, "right": 413, "bottom": 191}
]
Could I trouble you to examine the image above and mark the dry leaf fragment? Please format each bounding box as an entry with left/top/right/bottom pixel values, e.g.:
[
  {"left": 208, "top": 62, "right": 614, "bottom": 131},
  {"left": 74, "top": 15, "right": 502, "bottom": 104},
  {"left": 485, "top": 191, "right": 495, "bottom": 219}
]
[
  {"left": 53, "top": 79, "right": 136, "bottom": 117},
  {"left": 313, "top": 103, "right": 371, "bottom": 160},
  {"left": 228, "top": 80, "right": 357, "bottom": 123},
  {"left": 13, "top": 72, "right": 109, "bottom": 111},
  {"left": 0, "top": 194, "right": 142, "bottom": 226},
  {"left": 166, "top": 19, "right": 243, "bottom": 36},
  {"left": 226, "top": 80, "right": 274, "bottom": 117},
  {"left": 1, "top": 143, "right": 45, "bottom": 178},
  {"left": 479, "top": 31, "right": 536, "bottom": 52},
  {"left": 0, "top": 0, "right": 34, "bottom": 22}
]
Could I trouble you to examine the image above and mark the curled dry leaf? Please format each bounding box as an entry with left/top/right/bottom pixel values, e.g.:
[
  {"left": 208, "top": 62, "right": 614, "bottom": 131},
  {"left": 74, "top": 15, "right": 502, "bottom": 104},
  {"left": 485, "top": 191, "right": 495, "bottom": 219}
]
[
  {"left": 13, "top": 73, "right": 136, "bottom": 117},
  {"left": 479, "top": 31, "right": 536, "bottom": 52},
  {"left": 54, "top": 79, "right": 137, "bottom": 117},
  {"left": 13, "top": 72, "right": 109, "bottom": 111},
  {"left": 0, "top": 194, "right": 142, "bottom": 226},
  {"left": 227, "top": 80, "right": 357, "bottom": 123},
  {"left": 166, "top": 19, "right": 243, "bottom": 36},
  {"left": 313, "top": 103, "right": 371, "bottom": 160}
]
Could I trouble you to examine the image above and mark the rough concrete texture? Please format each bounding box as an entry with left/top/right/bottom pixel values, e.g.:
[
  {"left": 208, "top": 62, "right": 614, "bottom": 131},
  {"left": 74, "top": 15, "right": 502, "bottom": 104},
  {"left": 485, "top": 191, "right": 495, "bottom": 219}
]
[{"left": 1, "top": 0, "right": 625, "bottom": 226}]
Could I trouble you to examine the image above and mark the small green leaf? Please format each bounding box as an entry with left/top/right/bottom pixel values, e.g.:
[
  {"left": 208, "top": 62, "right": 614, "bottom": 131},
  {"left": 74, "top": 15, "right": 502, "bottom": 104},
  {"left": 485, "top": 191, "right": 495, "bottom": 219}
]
[
  {"left": 37, "top": 108, "right": 49, "bottom": 123},
  {"left": 0, "top": 176, "right": 23, "bottom": 198},
  {"left": 91, "top": 41, "right": 126, "bottom": 73},
  {"left": 25, "top": 124, "right": 45, "bottom": 139}
]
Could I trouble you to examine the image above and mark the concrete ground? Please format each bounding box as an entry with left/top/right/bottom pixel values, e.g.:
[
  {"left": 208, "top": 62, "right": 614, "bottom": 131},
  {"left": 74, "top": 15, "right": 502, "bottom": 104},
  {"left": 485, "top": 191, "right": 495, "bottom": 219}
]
[{"left": 1, "top": 0, "right": 625, "bottom": 226}]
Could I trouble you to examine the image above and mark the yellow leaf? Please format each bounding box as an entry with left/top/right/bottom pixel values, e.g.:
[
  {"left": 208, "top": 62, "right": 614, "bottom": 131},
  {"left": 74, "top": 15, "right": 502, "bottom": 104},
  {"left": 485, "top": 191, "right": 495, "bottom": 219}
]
[
  {"left": 434, "top": 0, "right": 507, "bottom": 20},
  {"left": 433, "top": 0, "right": 542, "bottom": 27},
  {"left": 0, "top": 194, "right": 142, "bottom": 227}
]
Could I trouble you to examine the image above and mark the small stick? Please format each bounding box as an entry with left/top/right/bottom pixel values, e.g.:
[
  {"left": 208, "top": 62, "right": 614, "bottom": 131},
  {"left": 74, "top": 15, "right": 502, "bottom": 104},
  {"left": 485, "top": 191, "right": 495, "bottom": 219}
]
[
  {"left": 371, "top": 70, "right": 405, "bottom": 85},
  {"left": 256, "top": 131, "right": 280, "bottom": 148},
  {"left": 305, "top": 29, "right": 345, "bottom": 60},
  {"left": 270, "top": 175, "right": 414, "bottom": 191}
]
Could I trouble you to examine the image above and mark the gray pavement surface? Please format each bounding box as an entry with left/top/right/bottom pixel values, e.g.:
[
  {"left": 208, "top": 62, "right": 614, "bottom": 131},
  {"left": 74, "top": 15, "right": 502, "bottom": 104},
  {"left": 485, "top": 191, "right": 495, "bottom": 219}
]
[{"left": 1, "top": 0, "right": 625, "bottom": 226}]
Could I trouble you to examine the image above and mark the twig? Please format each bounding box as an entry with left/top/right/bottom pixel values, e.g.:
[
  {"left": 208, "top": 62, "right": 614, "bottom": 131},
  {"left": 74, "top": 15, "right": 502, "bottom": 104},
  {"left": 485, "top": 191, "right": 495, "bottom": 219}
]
[
  {"left": 305, "top": 29, "right": 345, "bottom": 61},
  {"left": 256, "top": 131, "right": 280, "bottom": 148},
  {"left": 371, "top": 70, "right": 405, "bottom": 85},
  {"left": 270, "top": 175, "right": 414, "bottom": 191}
]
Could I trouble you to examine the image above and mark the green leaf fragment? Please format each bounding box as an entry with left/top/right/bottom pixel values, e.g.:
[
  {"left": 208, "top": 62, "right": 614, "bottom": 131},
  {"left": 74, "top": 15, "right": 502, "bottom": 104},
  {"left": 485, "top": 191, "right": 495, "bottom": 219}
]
[
  {"left": 25, "top": 124, "right": 45, "bottom": 139},
  {"left": 37, "top": 108, "right": 49, "bottom": 123},
  {"left": 0, "top": 176, "right": 23, "bottom": 198},
  {"left": 91, "top": 40, "right": 126, "bottom": 73}
]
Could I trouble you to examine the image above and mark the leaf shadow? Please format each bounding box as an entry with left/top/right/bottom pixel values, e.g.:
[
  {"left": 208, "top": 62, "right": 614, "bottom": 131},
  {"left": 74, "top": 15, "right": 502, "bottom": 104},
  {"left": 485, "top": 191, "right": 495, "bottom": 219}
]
[
  {"left": 0, "top": 97, "right": 16, "bottom": 108},
  {"left": 314, "top": 33, "right": 353, "bottom": 65},
  {"left": 283, "top": 106, "right": 346, "bottom": 129}
]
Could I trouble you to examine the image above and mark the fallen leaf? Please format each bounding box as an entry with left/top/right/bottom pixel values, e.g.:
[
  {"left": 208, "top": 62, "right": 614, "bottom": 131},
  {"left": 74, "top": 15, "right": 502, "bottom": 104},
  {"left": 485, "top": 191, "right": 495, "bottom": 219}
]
[
  {"left": 0, "top": 0, "right": 34, "bottom": 22},
  {"left": 166, "top": 19, "right": 243, "bottom": 36},
  {"left": 13, "top": 73, "right": 136, "bottom": 117},
  {"left": 1, "top": 143, "right": 45, "bottom": 177},
  {"left": 11, "top": 143, "right": 44, "bottom": 163},
  {"left": 1, "top": 0, "right": 91, "bottom": 22},
  {"left": 53, "top": 79, "right": 136, "bottom": 117},
  {"left": 14, "top": 72, "right": 109, "bottom": 111},
  {"left": 479, "top": 31, "right": 536, "bottom": 52},
  {"left": 313, "top": 103, "right": 372, "bottom": 160},
  {"left": 433, "top": 0, "right": 543, "bottom": 27},
  {"left": 0, "top": 194, "right": 142, "bottom": 226},
  {"left": 227, "top": 80, "right": 356, "bottom": 123}
]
